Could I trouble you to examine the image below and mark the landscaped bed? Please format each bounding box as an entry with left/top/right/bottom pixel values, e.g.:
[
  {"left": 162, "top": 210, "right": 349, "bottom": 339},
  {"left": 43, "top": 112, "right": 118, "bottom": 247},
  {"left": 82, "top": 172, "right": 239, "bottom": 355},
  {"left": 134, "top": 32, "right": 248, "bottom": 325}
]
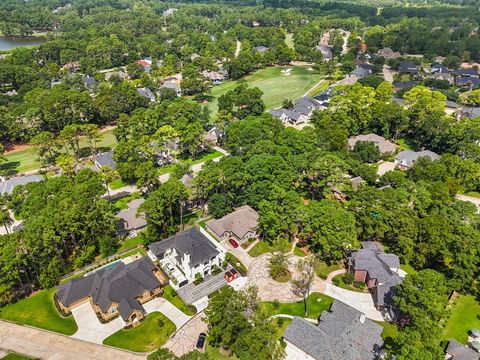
[
  {"left": 103, "top": 312, "right": 176, "bottom": 352},
  {"left": 262, "top": 292, "right": 334, "bottom": 319},
  {"left": 0, "top": 288, "right": 77, "bottom": 335},
  {"left": 331, "top": 274, "right": 367, "bottom": 293},
  {"left": 442, "top": 294, "right": 480, "bottom": 344},
  {"left": 314, "top": 261, "right": 343, "bottom": 279},
  {"left": 1, "top": 353, "right": 35, "bottom": 360},
  {"left": 162, "top": 285, "right": 196, "bottom": 316},
  {"left": 247, "top": 240, "right": 290, "bottom": 257}
]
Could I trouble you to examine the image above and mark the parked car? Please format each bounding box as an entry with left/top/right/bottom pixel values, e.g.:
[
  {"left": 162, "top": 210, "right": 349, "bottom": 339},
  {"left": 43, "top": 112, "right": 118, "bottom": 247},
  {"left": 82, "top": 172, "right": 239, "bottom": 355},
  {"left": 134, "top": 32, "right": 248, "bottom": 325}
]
[
  {"left": 228, "top": 238, "right": 239, "bottom": 248},
  {"left": 196, "top": 332, "right": 207, "bottom": 349}
]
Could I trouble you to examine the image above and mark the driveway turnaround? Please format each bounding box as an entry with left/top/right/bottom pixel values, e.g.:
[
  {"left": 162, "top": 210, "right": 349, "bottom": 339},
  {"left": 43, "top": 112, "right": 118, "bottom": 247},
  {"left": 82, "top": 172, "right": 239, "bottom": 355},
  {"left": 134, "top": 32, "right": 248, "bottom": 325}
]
[
  {"left": 323, "top": 283, "right": 384, "bottom": 321},
  {"left": 220, "top": 239, "right": 254, "bottom": 268},
  {"left": 163, "top": 312, "right": 208, "bottom": 357},
  {"left": 0, "top": 320, "right": 144, "bottom": 360},
  {"left": 71, "top": 298, "right": 191, "bottom": 344},
  {"left": 177, "top": 267, "right": 233, "bottom": 304},
  {"left": 143, "top": 298, "right": 191, "bottom": 329},
  {"left": 71, "top": 302, "right": 124, "bottom": 344}
]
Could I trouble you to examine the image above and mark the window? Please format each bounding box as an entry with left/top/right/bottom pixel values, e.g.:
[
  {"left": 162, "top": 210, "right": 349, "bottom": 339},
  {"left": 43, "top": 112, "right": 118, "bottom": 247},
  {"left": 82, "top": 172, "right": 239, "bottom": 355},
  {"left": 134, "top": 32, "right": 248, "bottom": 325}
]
[{"left": 110, "top": 307, "right": 117, "bottom": 314}]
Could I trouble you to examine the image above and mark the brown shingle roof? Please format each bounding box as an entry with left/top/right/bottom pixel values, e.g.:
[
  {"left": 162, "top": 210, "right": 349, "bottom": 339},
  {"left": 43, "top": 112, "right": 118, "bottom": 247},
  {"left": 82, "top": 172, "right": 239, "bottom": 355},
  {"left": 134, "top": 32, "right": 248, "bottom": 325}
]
[{"left": 205, "top": 205, "right": 259, "bottom": 240}]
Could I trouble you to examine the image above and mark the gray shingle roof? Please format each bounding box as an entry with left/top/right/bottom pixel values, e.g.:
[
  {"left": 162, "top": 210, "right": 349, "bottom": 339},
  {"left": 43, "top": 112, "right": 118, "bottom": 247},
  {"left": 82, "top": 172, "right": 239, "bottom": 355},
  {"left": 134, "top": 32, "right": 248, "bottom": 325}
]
[
  {"left": 347, "top": 244, "right": 402, "bottom": 307},
  {"left": 116, "top": 198, "right": 147, "bottom": 232},
  {"left": 56, "top": 256, "right": 161, "bottom": 321},
  {"left": 0, "top": 175, "right": 44, "bottom": 195},
  {"left": 94, "top": 151, "right": 116, "bottom": 170},
  {"left": 148, "top": 228, "right": 219, "bottom": 267},
  {"left": 348, "top": 134, "right": 397, "bottom": 155},
  {"left": 395, "top": 150, "right": 440, "bottom": 168},
  {"left": 446, "top": 339, "right": 480, "bottom": 360},
  {"left": 283, "top": 300, "right": 384, "bottom": 360}
]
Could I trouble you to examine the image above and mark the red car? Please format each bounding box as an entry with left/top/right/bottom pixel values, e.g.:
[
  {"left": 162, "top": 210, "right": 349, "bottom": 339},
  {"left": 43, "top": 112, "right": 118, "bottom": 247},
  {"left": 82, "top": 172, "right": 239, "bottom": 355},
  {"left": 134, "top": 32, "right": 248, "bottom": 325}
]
[{"left": 228, "top": 238, "right": 239, "bottom": 248}]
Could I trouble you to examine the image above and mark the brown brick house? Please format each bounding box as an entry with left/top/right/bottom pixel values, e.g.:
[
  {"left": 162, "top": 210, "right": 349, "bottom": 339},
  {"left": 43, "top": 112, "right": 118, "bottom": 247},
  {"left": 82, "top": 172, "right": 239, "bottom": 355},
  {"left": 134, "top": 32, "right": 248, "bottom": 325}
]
[{"left": 56, "top": 256, "right": 167, "bottom": 327}]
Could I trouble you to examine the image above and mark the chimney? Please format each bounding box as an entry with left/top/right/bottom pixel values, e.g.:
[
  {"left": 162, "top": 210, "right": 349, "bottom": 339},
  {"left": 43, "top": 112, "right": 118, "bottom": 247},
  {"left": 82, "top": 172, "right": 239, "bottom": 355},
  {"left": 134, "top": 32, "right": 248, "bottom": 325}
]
[{"left": 360, "top": 314, "right": 366, "bottom": 324}]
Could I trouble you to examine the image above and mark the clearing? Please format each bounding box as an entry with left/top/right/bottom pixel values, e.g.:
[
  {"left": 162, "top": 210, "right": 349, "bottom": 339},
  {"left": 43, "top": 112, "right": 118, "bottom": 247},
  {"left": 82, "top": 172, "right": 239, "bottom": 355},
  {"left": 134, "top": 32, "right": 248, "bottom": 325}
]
[
  {"left": 0, "top": 288, "right": 77, "bottom": 335},
  {"left": 262, "top": 292, "right": 334, "bottom": 319},
  {"left": 208, "top": 66, "right": 324, "bottom": 118}
]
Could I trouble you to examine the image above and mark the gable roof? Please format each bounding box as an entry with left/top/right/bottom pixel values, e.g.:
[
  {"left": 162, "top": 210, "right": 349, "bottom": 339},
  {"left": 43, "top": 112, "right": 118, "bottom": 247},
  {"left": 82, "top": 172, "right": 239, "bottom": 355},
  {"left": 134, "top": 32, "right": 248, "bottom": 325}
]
[
  {"left": 446, "top": 339, "right": 480, "bottom": 360},
  {"left": 205, "top": 205, "right": 259, "bottom": 240},
  {"left": 116, "top": 198, "right": 147, "bottom": 232},
  {"left": 94, "top": 151, "right": 116, "bottom": 170},
  {"left": 347, "top": 242, "right": 402, "bottom": 307},
  {"left": 56, "top": 256, "right": 161, "bottom": 321},
  {"left": 0, "top": 175, "right": 44, "bottom": 195},
  {"left": 395, "top": 150, "right": 440, "bottom": 168},
  {"left": 454, "top": 68, "right": 478, "bottom": 77},
  {"left": 283, "top": 300, "right": 384, "bottom": 360},
  {"left": 148, "top": 228, "right": 220, "bottom": 267},
  {"left": 457, "top": 77, "right": 480, "bottom": 88},
  {"left": 348, "top": 134, "right": 397, "bottom": 154},
  {"left": 137, "top": 87, "right": 155, "bottom": 101},
  {"left": 398, "top": 61, "right": 418, "bottom": 73},
  {"left": 316, "top": 44, "right": 333, "bottom": 59}
]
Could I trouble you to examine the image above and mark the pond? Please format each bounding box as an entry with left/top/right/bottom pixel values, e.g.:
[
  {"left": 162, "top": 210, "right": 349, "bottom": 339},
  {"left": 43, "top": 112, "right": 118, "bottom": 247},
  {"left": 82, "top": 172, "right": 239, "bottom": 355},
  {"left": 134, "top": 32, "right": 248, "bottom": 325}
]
[{"left": 0, "top": 36, "right": 47, "bottom": 51}]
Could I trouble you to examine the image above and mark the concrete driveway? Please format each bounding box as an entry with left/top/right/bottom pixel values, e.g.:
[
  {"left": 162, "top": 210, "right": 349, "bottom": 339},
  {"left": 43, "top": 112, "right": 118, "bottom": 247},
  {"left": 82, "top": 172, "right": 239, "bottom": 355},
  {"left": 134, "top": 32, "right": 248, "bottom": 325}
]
[
  {"left": 71, "top": 303, "right": 124, "bottom": 344},
  {"left": 163, "top": 312, "right": 208, "bottom": 357},
  {"left": 143, "top": 298, "right": 191, "bottom": 329},
  {"left": 177, "top": 269, "right": 231, "bottom": 305},
  {"left": 323, "top": 283, "right": 384, "bottom": 321},
  {"left": 220, "top": 240, "right": 254, "bottom": 268}
]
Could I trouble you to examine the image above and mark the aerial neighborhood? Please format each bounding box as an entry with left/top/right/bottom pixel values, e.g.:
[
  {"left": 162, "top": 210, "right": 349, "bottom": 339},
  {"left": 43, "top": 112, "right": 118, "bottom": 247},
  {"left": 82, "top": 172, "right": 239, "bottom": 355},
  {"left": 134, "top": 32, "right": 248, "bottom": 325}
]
[{"left": 0, "top": 1, "right": 479, "bottom": 360}]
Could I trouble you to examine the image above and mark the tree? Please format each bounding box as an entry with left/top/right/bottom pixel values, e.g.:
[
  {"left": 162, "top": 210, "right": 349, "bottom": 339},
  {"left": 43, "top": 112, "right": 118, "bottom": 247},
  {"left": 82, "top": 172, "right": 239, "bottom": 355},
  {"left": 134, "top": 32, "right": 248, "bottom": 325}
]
[
  {"left": 30, "top": 131, "right": 58, "bottom": 165},
  {"left": 208, "top": 193, "right": 234, "bottom": 219},
  {"left": 99, "top": 165, "right": 119, "bottom": 198},
  {"left": 82, "top": 124, "right": 102, "bottom": 155},
  {"left": 55, "top": 154, "right": 77, "bottom": 178},
  {"left": 353, "top": 141, "right": 382, "bottom": 163},
  {"left": 135, "top": 161, "right": 161, "bottom": 193},
  {"left": 268, "top": 251, "right": 290, "bottom": 279},
  {"left": 291, "top": 257, "right": 316, "bottom": 316},
  {"left": 0, "top": 206, "right": 13, "bottom": 235},
  {"left": 218, "top": 84, "right": 265, "bottom": 120}
]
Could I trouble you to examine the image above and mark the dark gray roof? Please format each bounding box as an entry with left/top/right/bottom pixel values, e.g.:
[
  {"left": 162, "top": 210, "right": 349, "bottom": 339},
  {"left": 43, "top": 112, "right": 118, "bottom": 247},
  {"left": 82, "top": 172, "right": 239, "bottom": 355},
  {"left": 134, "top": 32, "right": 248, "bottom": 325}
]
[
  {"left": 431, "top": 63, "right": 449, "bottom": 74},
  {"left": 398, "top": 61, "right": 418, "bottom": 73},
  {"left": 94, "top": 151, "right": 116, "bottom": 170},
  {"left": 0, "top": 175, "right": 44, "bottom": 195},
  {"left": 81, "top": 75, "right": 96, "bottom": 85},
  {"left": 454, "top": 68, "right": 478, "bottom": 77},
  {"left": 393, "top": 81, "right": 417, "bottom": 89},
  {"left": 116, "top": 198, "right": 147, "bottom": 232},
  {"left": 137, "top": 87, "right": 155, "bottom": 101},
  {"left": 347, "top": 244, "right": 402, "bottom": 307},
  {"left": 148, "top": 228, "right": 219, "bottom": 267},
  {"left": 351, "top": 67, "right": 372, "bottom": 78},
  {"left": 56, "top": 256, "right": 161, "bottom": 321},
  {"left": 255, "top": 45, "right": 268, "bottom": 53},
  {"left": 457, "top": 77, "right": 480, "bottom": 88},
  {"left": 446, "top": 339, "right": 480, "bottom": 360},
  {"left": 283, "top": 300, "right": 384, "bottom": 360}
]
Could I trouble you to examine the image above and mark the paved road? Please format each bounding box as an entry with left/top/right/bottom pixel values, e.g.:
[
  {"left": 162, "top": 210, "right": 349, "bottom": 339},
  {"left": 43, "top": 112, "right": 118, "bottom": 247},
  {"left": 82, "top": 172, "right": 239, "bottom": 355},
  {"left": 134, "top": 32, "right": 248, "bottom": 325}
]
[
  {"left": 456, "top": 194, "right": 480, "bottom": 212},
  {"left": 383, "top": 65, "right": 394, "bottom": 83},
  {"left": 0, "top": 320, "right": 145, "bottom": 360}
]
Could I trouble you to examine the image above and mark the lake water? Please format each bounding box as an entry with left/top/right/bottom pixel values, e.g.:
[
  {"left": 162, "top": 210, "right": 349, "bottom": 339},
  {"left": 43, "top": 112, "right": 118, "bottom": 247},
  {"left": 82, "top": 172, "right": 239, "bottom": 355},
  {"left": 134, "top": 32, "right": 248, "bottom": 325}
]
[{"left": 0, "top": 36, "right": 46, "bottom": 51}]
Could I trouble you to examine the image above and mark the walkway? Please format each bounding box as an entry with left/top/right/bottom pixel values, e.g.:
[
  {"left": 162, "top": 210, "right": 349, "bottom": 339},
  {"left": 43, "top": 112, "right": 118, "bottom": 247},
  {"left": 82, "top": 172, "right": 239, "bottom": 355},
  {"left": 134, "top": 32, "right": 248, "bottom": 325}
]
[
  {"left": 383, "top": 65, "right": 393, "bottom": 83},
  {"left": 0, "top": 320, "right": 144, "bottom": 360},
  {"left": 456, "top": 194, "right": 480, "bottom": 212},
  {"left": 143, "top": 298, "right": 191, "bottom": 329},
  {"left": 235, "top": 40, "right": 241, "bottom": 57}
]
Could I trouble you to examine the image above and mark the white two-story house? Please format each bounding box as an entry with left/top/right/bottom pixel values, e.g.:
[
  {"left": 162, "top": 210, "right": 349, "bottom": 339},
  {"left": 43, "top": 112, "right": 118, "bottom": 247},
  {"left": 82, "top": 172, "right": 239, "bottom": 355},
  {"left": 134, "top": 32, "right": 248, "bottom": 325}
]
[{"left": 147, "top": 229, "right": 226, "bottom": 287}]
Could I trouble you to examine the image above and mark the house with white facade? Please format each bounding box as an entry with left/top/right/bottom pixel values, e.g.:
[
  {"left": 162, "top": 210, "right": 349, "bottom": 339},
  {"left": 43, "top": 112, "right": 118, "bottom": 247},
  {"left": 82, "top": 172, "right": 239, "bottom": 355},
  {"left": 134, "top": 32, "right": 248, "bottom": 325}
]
[{"left": 147, "top": 228, "right": 226, "bottom": 287}]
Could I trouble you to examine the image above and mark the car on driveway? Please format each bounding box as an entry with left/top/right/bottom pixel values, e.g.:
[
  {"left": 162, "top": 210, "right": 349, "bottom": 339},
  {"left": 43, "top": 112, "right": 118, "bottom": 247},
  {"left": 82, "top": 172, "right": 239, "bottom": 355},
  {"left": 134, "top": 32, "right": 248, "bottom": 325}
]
[
  {"left": 228, "top": 238, "right": 239, "bottom": 248},
  {"left": 196, "top": 332, "right": 207, "bottom": 349}
]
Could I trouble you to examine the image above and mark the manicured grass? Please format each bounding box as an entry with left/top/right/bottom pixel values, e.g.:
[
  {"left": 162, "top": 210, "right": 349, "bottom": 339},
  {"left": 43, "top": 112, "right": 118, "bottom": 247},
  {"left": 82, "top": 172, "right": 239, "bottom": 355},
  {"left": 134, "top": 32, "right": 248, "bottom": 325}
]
[
  {"left": 306, "top": 79, "right": 329, "bottom": 97},
  {"left": 442, "top": 294, "right": 480, "bottom": 344},
  {"left": 118, "top": 234, "right": 145, "bottom": 252},
  {"left": 293, "top": 246, "right": 308, "bottom": 257},
  {"left": 1, "top": 353, "right": 35, "bottom": 360},
  {"left": 158, "top": 150, "right": 223, "bottom": 176},
  {"left": 208, "top": 66, "right": 324, "bottom": 118},
  {"left": 332, "top": 274, "right": 366, "bottom": 293},
  {"left": 112, "top": 192, "right": 142, "bottom": 211},
  {"left": 466, "top": 191, "right": 480, "bottom": 198},
  {"left": 205, "top": 344, "right": 238, "bottom": 360},
  {"left": 400, "top": 264, "right": 417, "bottom": 275},
  {"left": 262, "top": 292, "right": 334, "bottom": 319},
  {"left": 109, "top": 178, "right": 126, "bottom": 190},
  {"left": 272, "top": 270, "right": 292, "bottom": 283},
  {"left": 162, "top": 285, "right": 196, "bottom": 316},
  {"left": 248, "top": 240, "right": 290, "bottom": 257},
  {"left": 314, "top": 261, "right": 342, "bottom": 279},
  {"left": 376, "top": 321, "right": 399, "bottom": 341},
  {"left": 394, "top": 138, "right": 413, "bottom": 151},
  {"left": 3, "top": 129, "right": 118, "bottom": 174},
  {"left": 103, "top": 312, "right": 176, "bottom": 352},
  {"left": 225, "top": 253, "right": 247, "bottom": 276},
  {"left": 0, "top": 288, "right": 77, "bottom": 335}
]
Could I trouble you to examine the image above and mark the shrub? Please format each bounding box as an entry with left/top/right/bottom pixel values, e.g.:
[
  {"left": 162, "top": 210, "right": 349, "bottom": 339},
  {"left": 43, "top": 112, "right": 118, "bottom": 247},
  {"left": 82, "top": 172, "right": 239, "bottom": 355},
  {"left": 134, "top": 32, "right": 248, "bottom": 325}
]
[
  {"left": 344, "top": 272, "right": 354, "bottom": 285},
  {"left": 194, "top": 272, "right": 204, "bottom": 285},
  {"left": 157, "top": 318, "right": 165, "bottom": 328},
  {"left": 225, "top": 253, "right": 247, "bottom": 276}
]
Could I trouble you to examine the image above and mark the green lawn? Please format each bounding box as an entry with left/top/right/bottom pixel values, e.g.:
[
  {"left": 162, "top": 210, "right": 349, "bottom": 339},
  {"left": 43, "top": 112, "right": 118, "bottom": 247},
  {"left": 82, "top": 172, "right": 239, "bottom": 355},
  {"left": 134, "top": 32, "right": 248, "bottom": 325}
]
[
  {"left": 331, "top": 274, "right": 366, "bottom": 293},
  {"left": 117, "top": 234, "right": 145, "bottom": 252},
  {"left": 262, "top": 292, "right": 334, "bottom": 319},
  {"left": 109, "top": 178, "right": 126, "bottom": 190},
  {"left": 443, "top": 294, "right": 480, "bottom": 344},
  {"left": 465, "top": 191, "right": 480, "bottom": 198},
  {"left": 248, "top": 240, "right": 290, "bottom": 257},
  {"left": 103, "top": 312, "right": 176, "bottom": 352},
  {"left": 208, "top": 66, "right": 324, "bottom": 118},
  {"left": 112, "top": 192, "right": 142, "bottom": 211},
  {"left": 293, "top": 246, "right": 307, "bottom": 257},
  {"left": 1, "top": 353, "right": 35, "bottom": 360},
  {"left": 400, "top": 264, "right": 417, "bottom": 275},
  {"left": 162, "top": 285, "right": 196, "bottom": 316},
  {"left": 158, "top": 150, "right": 223, "bottom": 176},
  {"left": 314, "top": 261, "right": 343, "bottom": 279},
  {"left": 376, "top": 321, "right": 399, "bottom": 340},
  {"left": 0, "top": 288, "right": 77, "bottom": 335},
  {"left": 3, "top": 129, "right": 117, "bottom": 174},
  {"left": 306, "top": 80, "right": 329, "bottom": 97}
]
